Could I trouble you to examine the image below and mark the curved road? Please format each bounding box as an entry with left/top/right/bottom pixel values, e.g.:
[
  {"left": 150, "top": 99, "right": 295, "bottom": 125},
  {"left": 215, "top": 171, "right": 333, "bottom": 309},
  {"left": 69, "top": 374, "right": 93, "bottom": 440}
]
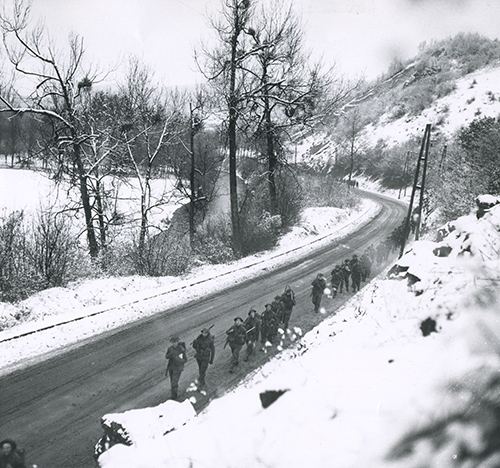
[{"left": 0, "top": 191, "right": 405, "bottom": 468}]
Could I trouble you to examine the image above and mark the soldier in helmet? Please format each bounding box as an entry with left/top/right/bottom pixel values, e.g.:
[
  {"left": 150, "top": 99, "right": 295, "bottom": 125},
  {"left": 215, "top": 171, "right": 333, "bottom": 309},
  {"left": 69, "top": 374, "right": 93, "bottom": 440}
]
[
  {"left": 165, "top": 336, "right": 187, "bottom": 400},
  {"left": 311, "top": 273, "right": 327, "bottom": 313},
  {"left": 192, "top": 327, "right": 215, "bottom": 388},
  {"left": 280, "top": 285, "right": 296, "bottom": 330},
  {"left": 225, "top": 317, "right": 248, "bottom": 373},
  {"left": 350, "top": 254, "right": 362, "bottom": 293},
  {"left": 330, "top": 265, "right": 342, "bottom": 298},
  {"left": 339, "top": 259, "right": 351, "bottom": 293},
  {"left": 0, "top": 439, "right": 25, "bottom": 468},
  {"left": 244, "top": 309, "right": 260, "bottom": 361}
]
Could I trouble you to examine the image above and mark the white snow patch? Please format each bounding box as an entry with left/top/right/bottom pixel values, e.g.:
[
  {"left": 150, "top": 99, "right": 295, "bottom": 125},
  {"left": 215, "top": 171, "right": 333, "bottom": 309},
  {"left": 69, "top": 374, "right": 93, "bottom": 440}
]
[{"left": 97, "top": 199, "right": 500, "bottom": 468}]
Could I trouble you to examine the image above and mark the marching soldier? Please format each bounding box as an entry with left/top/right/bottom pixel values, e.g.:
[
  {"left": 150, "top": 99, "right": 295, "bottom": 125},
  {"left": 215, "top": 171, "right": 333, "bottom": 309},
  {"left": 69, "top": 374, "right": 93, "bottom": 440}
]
[
  {"left": 192, "top": 327, "right": 215, "bottom": 388},
  {"left": 165, "top": 336, "right": 187, "bottom": 400},
  {"left": 339, "top": 260, "right": 351, "bottom": 293},
  {"left": 311, "top": 273, "right": 327, "bottom": 313},
  {"left": 225, "top": 317, "right": 247, "bottom": 373},
  {"left": 350, "top": 255, "right": 362, "bottom": 293},
  {"left": 330, "top": 265, "right": 342, "bottom": 298},
  {"left": 280, "top": 285, "right": 296, "bottom": 330},
  {"left": 244, "top": 309, "right": 260, "bottom": 361}
]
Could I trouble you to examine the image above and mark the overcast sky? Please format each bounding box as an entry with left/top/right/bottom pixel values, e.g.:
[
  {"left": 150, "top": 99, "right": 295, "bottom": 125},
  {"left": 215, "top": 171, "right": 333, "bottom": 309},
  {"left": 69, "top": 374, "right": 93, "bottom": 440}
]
[{"left": 29, "top": 0, "right": 500, "bottom": 87}]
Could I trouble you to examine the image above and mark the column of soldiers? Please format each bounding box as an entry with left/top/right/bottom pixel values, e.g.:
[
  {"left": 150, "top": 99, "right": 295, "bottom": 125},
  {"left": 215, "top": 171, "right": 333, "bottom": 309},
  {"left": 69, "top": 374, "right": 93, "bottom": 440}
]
[
  {"left": 164, "top": 285, "right": 296, "bottom": 400},
  {"left": 165, "top": 241, "right": 393, "bottom": 401}
]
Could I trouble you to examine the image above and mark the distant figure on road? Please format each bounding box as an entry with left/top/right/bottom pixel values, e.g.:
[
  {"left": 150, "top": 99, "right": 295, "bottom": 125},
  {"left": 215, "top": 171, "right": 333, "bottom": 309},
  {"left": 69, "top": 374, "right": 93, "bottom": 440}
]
[
  {"left": 225, "top": 317, "right": 247, "bottom": 373},
  {"left": 311, "top": 273, "right": 327, "bottom": 313},
  {"left": 192, "top": 328, "right": 215, "bottom": 389},
  {"left": 280, "top": 285, "right": 296, "bottom": 330},
  {"left": 330, "top": 265, "right": 342, "bottom": 297},
  {"left": 261, "top": 303, "right": 278, "bottom": 346},
  {"left": 339, "top": 260, "right": 351, "bottom": 293},
  {"left": 360, "top": 252, "right": 372, "bottom": 282},
  {"left": 0, "top": 439, "right": 26, "bottom": 468},
  {"left": 244, "top": 309, "right": 260, "bottom": 361},
  {"left": 350, "top": 255, "right": 362, "bottom": 293},
  {"left": 165, "top": 336, "right": 187, "bottom": 400}
]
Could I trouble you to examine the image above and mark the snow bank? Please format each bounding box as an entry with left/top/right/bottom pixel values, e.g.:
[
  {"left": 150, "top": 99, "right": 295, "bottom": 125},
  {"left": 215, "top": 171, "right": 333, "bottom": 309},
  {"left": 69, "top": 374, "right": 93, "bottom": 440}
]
[
  {"left": 97, "top": 199, "right": 500, "bottom": 468},
  {"left": 0, "top": 199, "right": 380, "bottom": 374}
]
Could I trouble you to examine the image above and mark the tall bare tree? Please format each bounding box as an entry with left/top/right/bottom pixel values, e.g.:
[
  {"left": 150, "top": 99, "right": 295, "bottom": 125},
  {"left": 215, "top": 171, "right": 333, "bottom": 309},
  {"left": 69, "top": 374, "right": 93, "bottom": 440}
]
[
  {"left": 118, "top": 59, "right": 183, "bottom": 268},
  {"left": 245, "top": 0, "right": 343, "bottom": 214},
  {"left": 0, "top": 0, "right": 103, "bottom": 257},
  {"left": 198, "top": 0, "right": 254, "bottom": 254}
]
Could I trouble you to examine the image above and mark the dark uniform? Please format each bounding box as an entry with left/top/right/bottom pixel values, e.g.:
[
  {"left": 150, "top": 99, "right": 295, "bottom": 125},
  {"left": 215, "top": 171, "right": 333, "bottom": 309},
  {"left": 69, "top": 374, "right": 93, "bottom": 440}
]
[
  {"left": 311, "top": 274, "right": 327, "bottom": 313},
  {"left": 226, "top": 318, "right": 247, "bottom": 372},
  {"left": 330, "top": 266, "right": 342, "bottom": 297},
  {"left": 339, "top": 260, "right": 351, "bottom": 293},
  {"left": 0, "top": 440, "right": 25, "bottom": 468},
  {"left": 360, "top": 253, "right": 372, "bottom": 282},
  {"left": 244, "top": 310, "right": 260, "bottom": 360},
  {"left": 192, "top": 329, "right": 215, "bottom": 388},
  {"left": 280, "top": 286, "right": 296, "bottom": 330},
  {"left": 350, "top": 255, "right": 362, "bottom": 293},
  {"left": 165, "top": 339, "right": 187, "bottom": 400},
  {"left": 261, "top": 304, "right": 278, "bottom": 345}
]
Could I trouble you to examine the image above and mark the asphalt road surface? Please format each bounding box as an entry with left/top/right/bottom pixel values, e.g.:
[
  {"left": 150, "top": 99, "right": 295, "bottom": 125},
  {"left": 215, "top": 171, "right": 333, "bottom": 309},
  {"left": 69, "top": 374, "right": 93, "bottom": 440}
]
[{"left": 0, "top": 191, "right": 406, "bottom": 468}]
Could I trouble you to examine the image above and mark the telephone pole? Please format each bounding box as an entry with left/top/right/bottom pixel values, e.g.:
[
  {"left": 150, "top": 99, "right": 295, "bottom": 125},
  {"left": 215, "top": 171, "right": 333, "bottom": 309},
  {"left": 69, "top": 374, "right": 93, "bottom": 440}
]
[
  {"left": 398, "top": 151, "right": 410, "bottom": 199},
  {"left": 399, "top": 124, "right": 432, "bottom": 257}
]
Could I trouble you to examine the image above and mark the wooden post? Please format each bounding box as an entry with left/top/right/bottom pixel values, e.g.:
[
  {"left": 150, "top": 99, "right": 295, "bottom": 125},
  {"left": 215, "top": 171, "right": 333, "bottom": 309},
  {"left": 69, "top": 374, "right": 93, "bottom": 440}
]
[{"left": 399, "top": 125, "right": 431, "bottom": 258}]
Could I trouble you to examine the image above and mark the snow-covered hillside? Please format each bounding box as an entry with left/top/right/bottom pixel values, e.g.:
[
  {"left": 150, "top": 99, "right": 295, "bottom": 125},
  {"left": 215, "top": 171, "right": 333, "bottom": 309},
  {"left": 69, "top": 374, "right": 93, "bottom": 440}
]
[
  {"left": 364, "top": 65, "right": 500, "bottom": 147},
  {"left": 97, "top": 196, "right": 500, "bottom": 468},
  {"left": 297, "top": 64, "right": 500, "bottom": 168}
]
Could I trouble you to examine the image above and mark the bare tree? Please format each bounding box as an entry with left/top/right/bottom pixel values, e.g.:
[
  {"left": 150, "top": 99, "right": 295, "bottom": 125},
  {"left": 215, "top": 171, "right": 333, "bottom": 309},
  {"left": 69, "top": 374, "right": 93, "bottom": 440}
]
[
  {"left": 198, "top": 0, "right": 254, "bottom": 254},
  {"left": 119, "top": 59, "right": 183, "bottom": 268},
  {"left": 0, "top": 0, "right": 105, "bottom": 258},
  {"left": 243, "top": 0, "right": 348, "bottom": 214}
]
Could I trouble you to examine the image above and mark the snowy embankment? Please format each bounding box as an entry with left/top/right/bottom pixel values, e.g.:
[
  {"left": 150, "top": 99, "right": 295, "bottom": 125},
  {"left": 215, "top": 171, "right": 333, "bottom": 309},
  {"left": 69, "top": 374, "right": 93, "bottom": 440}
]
[
  {"left": 98, "top": 196, "right": 500, "bottom": 468},
  {"left": 0, "top": 199, "right": 380, "bottom": 374}
]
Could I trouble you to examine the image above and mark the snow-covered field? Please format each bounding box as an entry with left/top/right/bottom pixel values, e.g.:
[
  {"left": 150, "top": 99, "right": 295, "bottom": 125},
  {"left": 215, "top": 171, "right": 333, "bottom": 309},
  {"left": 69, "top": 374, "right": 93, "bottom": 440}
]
[
  {"left": 97, "top": 198, "right": 500, "bottom": 468},
  {"left": 0, "top": 168, "right": 184, "bottom": 228},
  {"left": 0, "top": 199, "right": 380, "bottom": 375}
]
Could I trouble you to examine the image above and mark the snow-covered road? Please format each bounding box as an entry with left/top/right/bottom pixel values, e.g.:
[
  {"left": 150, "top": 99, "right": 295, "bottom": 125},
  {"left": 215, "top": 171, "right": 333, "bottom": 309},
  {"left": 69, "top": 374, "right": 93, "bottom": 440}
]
[{"left": 0, "top": 190, "right": 406, "bottom": 468}]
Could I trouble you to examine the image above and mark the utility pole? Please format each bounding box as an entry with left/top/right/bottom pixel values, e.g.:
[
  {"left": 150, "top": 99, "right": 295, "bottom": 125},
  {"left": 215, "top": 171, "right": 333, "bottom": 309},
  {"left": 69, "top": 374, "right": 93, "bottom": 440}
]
[
  {"left": 399, "top": 124, "right": 432, "bottom": 257},
  {"left": 398, "top": 151, "right": 410, "bottom": 199},
  {"left": 438, "top": 144, "right": 447, "bottom": 178},
  {"left": 415, "top": 129, "right": 431, "bottom": 240}
]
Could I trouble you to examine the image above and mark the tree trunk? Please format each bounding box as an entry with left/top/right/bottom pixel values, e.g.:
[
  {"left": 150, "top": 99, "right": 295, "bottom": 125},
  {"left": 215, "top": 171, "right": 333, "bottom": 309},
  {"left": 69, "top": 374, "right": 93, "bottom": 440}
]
[
  {"left": 228, "top": 11, "right": 241, "bottom": 255},
  {"left": 189, "top": 104, "right": 196, "bottom": 248},
  {"left": 73, "top": 140, "right": 99, "bottom": 258},
  {"left": 264, "top": 89, "right": 278, "bottom": 215},
  {"left": 94, "top": 172, "right": 107, "bottom": 251}
]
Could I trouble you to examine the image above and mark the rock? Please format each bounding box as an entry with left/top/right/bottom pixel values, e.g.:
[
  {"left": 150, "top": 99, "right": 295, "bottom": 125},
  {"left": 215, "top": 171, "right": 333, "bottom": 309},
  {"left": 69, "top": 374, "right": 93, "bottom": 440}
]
[
  {"left": 475, "top": 194, "right": 500, "bottom": 219},
  {"left": 420, "top": 317, "right": 437, "bottom": 337},
  {"left": 95, "top": 400, "right": 196, "bottom": 460},
  {"left": 259, "top": 389, "right": 289, "bottom": 409}
]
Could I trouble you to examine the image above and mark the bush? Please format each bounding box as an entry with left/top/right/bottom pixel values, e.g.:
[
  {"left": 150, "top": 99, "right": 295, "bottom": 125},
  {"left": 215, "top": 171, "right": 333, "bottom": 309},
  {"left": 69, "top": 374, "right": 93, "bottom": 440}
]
[
  {"left": 0, "top": 209, "right": 81, "bottom": 301},
  {"left": 132, "top": 233, "right": 192, "bottom": 277},
  {"left": 276, "top": 171, "right": 304, "bottom": 229},
  {"left": 194, "top": 215, "right": 234, "bottom": 264},
  {"left": 30, "top": 210, "right": 80, "bottom": 288},
  {"left": 302, "top": 174, "right": 360, "bottom": 209},
  {"left": 240, "top": 209, "right": 281, "bottom": 256}
]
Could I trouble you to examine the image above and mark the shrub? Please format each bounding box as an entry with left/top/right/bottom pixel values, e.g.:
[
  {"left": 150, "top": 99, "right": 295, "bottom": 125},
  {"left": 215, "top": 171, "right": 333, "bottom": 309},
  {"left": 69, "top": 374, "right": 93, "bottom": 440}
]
[
  {"left": 29, "top": 210, "right": 80, "bottom": 288},
  {"left": 194, "top": 215, "right": 234, "bottom": 264},
  {"left": 132, "top": 233, "right": 192, "bottom": 276}
]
